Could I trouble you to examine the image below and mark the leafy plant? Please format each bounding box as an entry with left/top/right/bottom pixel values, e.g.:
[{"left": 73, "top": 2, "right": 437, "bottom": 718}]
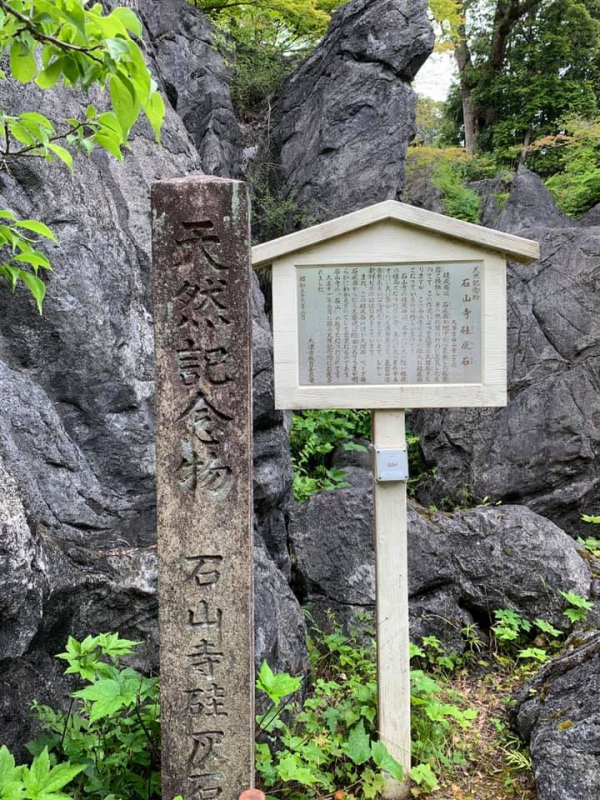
[
  {"left": 492, "top": 609, "right": 532, "bottom": 645},
  {"left": 559, "top": 590, "right": 594, "bottom": 624},
  {"left": 191, "top": 0, "right": 344, "bottom": 118},
  {"left": 28, "top": 633, "right": 160, "bottom": 800},
  {"left": 490, "top": 608, "right": 572, "bottom": 668},
  {"left": 0, "top": 0, "right": 165, "bottom": 311},
  {"left": 290, "top": 410, "right": 370, "bottom": 502},
  {"left": 405, "top": 147, "right": 481, "bottom": 223},
  {"left": 579, "top": 514, "right": 600, "bottom": 556},
  {"left": 0, "top": 745, "right": 85, "bottom": 800},
  {"left": 255, "top": 617, "right": 476, "bottom": 798}
]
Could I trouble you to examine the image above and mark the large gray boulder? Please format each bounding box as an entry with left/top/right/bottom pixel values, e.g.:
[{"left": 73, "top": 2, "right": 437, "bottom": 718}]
[
  {"left": 513, "top": 631, "right": 600, "bottom": 800},
  {"left": 289, "top": 483, "right": 592, "bottom": 642},
  {"left": 412, "top": 169, "right": 600, "bottom": 535},
  {"left": 275, "top": 0, "right": 434, "bottom": 220}
]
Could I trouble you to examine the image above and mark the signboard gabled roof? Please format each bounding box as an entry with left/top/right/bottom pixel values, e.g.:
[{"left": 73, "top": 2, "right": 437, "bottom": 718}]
[{"left": 252, "top": 199, "right": 540, "bottom": 267}]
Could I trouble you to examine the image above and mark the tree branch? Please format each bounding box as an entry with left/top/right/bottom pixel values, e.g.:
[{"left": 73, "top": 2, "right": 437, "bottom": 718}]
[
  {"left": 0, "top": 121, "right": 86, "bottom": 158},
  {"left": 0, "top": 0, "right": 105, "bottom": 64}
]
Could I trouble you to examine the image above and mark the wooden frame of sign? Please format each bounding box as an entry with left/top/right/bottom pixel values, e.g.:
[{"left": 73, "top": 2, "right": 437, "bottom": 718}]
[
  {"left": 252, "top": 200, "right": 539, "bottom": 410},
  {"left": 253, "top": 200, "right": 539, "bottom": 799}
]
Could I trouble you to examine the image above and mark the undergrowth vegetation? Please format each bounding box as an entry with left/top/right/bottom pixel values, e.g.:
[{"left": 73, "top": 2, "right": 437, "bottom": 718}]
[
  {"left": 0, "top": 580, "right": 595, "bottom": 800},
  {"left": 289, "top": 410, "right": 430, "bottom": 502}
]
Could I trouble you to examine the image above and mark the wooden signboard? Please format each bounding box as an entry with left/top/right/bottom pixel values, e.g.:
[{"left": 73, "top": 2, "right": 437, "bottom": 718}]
[
  {"left": 253, "top": 200, "right": 539, "bottom": 798},
  {"left": 253, "top": 200, "right": 538, "bottom": 411}
]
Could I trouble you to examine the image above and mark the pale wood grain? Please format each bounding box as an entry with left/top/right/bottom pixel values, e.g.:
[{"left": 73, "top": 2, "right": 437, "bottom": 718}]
[
  {"left": 272, "top": 239, "right": 508, "bottom": 409},
  {"left": 252, "top": 200, "right": 539, "bottom": 266},
  {"left": 372, "top": 410, "right": 411, "bottom": 799}
]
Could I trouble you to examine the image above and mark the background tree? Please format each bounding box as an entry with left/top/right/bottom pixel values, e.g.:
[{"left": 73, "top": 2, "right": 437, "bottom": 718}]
[
  {"left": 192, "top": 0, "right": 345, "bottom": 117},
  {"left": 0, "top": 0, "right": 165, "bottom": 312},
  {"left": 439, "top": 0, "right": 600, "bottom": 155}
]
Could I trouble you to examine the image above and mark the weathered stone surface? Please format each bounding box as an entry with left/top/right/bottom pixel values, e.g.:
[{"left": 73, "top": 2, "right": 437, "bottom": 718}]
[
  {"left": 0, "top": 1, "right": 306, "bottom": 753},
  {"left": 254, "top": 538, "right": 308, "bottom": 676},
  {"left": 495, "top": 166, "right": 573, "bottom": 232},
  {"left": 275, "top": 0, "right": 434, "bottom": 220},
  {"left": 402, "top": 158, "right": 443, "bottom": 214},
  {"left": 513, "top": 631, "right": 600, "bottom": 800},
  {"left": 289, "top": 487, "right": 592, "bottom": 639},
  {"left": 138, "top": 0, "right": 243, "bottom": 177},
  {"left": 581, "top": 201, "right": 600, "bottom": 226},
  {"left": 0, "top": 63, "right": 196, "bottom": 555},
  {"left": 0, "top": 456, "right": 45, "bottom": 662},
  {"left": 331, "top": 440, "right": 373, "bottom": 491},
  {"left": 412, "top": 169, "right": 600, "bottom": 535},
  {"left": 153, "top": 177, "right": 253, "bottom": 799}
]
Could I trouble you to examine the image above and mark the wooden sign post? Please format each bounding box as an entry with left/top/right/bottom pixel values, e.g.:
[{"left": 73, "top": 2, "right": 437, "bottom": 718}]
[
  {"left": 152, "top": 176, "right": 254, "bottom": 800},
  {"left": 252, "top": 200, "right": 539, "bottom": 798}
]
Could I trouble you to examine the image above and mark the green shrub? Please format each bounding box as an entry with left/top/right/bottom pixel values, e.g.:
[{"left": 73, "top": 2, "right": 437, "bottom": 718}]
[
  {"left": 255, "top": 617, "right": 475, "bottom": 797},
  {"left": 405, "top": 147, "right": 481, "bottom": 223},
  {"left": 28, "top": 633, "right": 160, "bottom": 800},
  {"left": 290, "top": 410, "right": 370, "bottom": 502}
]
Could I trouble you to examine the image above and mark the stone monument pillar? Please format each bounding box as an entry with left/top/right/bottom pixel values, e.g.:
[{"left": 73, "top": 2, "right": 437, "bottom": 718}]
[{"left": 152, "top": 176, "right": 253, "bottom": 800}]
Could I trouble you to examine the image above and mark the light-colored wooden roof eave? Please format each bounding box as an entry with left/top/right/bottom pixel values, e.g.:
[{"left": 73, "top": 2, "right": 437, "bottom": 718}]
[{"left": 251, "top": 199, "right": 540, "bottom": 267}]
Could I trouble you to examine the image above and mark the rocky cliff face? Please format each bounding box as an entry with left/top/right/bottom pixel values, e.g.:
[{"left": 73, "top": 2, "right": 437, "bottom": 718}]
[
  {"left": 274, "top": 0, "right": 434, "bottom": 220},
  {"left": 1, "top": 6, "right": 598, "bottom": 797},
  {"left": 0, "top": 0, "right": 305, "bottom": 752},
  {"left": 411, "top": 169, "right": 600, "bottom": 535}
]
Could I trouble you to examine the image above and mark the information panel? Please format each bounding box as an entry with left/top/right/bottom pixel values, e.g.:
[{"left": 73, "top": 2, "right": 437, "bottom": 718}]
[{"left": 297, "top": 262, "right": 482, "bottom": 386}]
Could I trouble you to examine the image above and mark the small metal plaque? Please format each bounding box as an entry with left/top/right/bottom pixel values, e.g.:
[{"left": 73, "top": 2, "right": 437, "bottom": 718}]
[{"left": 374, "top": 446, "right": 409, "bottom": 482}]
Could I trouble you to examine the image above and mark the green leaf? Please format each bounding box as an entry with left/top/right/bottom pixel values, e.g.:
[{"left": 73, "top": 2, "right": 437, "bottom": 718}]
[
  {"left": 15, "top": 220, "right": 56, "bottom": 241},
  {"left": 0, "top": 746, "right": 17, "bottom": 786},
  {"left": 145, "top": 91, "right": 165, "bottom": 143},
  {"left": 534, "top": 618, "right": 562, "bottom": 637},
  {"left": 48, "top": 144, "right": 74, "bottom": 172},
  {"left": 13, "top": 252, "right": 52, "bottom": 270},
  {"left": 344, "top": 720, "right": 371, "bottom": 765},
  {"left": 257, "top": 661, "right": 301, "bottom": 705},
  {"left": 1, "top": 264, "right": 21, "bottom": 291},
  {"left": 72, "top": 674, "right": 138, "bottom": 721},
  {"left": 410, "top": 763, "right": 439, "bottom": 790},
  {"left": 36, "top": 761, "right": 86, "bottom": 794},
  {"left": 10, "top": 41, "right": 37, "bottom": 84},
  {"left": 19, "top": 271, "right": 46, "bottom": 314},
  {"left": 109, "top": 74, "right": 140, "bottom": 139},
  {"left": 105, "top": 37, "right": 131, "bottom": 60},
  {"left": 371, "top": 740, "right": 404, "bottom": 783},
  {"left": 19, "top": 112, "right": 53, "bottom": 131},
  {"left": 111, "top": 7, "right": 143, "bottom": 37},
  {"left": 276, "top": 754, "right": 315, "bottom": 787}
]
